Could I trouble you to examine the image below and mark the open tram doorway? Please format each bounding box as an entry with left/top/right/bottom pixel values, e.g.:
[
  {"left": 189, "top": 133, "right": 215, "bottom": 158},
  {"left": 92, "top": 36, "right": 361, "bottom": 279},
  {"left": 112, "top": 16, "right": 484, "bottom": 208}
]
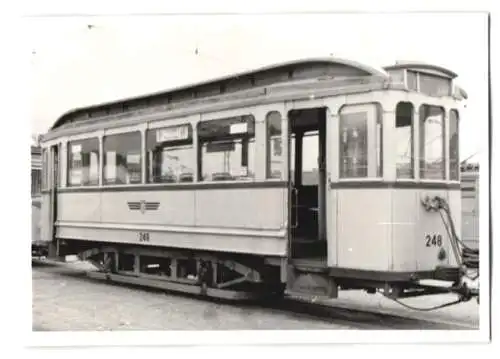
[
  {"left": 45, "top": 144, "right": 60, "bottom": 259},
  {"left": 288, "top": 107, "right": 328, "bottom": 262}
]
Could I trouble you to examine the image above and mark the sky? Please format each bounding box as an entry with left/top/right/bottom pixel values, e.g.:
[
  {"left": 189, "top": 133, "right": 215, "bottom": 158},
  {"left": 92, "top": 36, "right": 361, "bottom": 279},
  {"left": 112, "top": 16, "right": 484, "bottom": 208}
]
[{"left": 26, "top": 12, "right": 489, "bottom": 161}]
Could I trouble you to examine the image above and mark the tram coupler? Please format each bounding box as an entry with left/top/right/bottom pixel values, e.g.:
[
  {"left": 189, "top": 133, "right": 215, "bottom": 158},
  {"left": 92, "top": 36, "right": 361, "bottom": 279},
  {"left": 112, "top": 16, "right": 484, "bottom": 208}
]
[
  {"left": 450, "top": 281, "right": 479, "bottom": 303},
  {"left": 383, "top": 282, "right": 452, "bottom": 299},
  {"left": 414, "top": 278, "right": 479, "bottom": 303}
]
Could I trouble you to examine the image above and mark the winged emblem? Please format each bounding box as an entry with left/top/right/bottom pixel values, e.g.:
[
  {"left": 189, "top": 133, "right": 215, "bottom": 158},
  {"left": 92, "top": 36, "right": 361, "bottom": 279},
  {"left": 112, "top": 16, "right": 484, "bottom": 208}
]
[{"left": 127, "top": 201, "right": 160, "bottom": 214}]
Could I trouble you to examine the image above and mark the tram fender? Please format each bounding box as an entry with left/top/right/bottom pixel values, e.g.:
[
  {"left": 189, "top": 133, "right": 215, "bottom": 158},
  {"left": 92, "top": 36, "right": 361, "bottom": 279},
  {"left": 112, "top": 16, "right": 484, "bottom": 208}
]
[{"left": 286, "top": 266, "right": 338, "bottom": 298}]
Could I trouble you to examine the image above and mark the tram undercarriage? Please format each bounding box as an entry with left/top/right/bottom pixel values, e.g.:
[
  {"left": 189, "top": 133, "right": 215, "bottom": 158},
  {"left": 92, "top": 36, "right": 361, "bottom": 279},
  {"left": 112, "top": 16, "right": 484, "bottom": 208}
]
[
  {"left": 57, "top": 240, "right": 285, "bottom": 300},
  {"left": 53, "top": 237, "right": 479, "bottom": 308}
]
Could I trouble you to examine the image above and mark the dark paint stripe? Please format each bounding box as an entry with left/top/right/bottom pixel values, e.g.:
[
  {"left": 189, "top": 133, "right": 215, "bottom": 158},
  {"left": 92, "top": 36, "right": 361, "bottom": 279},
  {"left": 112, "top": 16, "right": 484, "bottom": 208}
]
[
  {"left": 290, "top": 264, "right": 459, "bottom": 282},
  {"left": 56, "top": 180, "right": 288, "bottom": 193},
  {"left": 327, "top": 267, "right": 444, "bottom": 282},
  {"left": 461, "top": 187, "right": 476, "bottom": 192},
  {"left": 330, "top": 181, "right": 461, "bottom": 190},
  {"left": 49, "top": 180, "right": 462, "bottom": 193}
]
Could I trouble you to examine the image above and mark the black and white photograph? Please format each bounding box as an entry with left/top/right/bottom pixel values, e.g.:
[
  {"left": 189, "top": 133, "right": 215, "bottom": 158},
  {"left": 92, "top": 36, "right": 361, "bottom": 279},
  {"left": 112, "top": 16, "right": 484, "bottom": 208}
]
[{"left": 7, "top": 0, "right": 496, "bottom": 355}]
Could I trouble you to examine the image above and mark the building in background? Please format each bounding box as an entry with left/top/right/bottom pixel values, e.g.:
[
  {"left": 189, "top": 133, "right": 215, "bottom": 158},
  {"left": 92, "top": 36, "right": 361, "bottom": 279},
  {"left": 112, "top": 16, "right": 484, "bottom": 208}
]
[
  {"left": 461, "top": 161, "right": 479, "bottom": 250},
  {"left": 31, "top": 145, "right": 42, "bottom": 198},
  {"left": 32, "top": 144, "right": 44, "bottom": 254}
]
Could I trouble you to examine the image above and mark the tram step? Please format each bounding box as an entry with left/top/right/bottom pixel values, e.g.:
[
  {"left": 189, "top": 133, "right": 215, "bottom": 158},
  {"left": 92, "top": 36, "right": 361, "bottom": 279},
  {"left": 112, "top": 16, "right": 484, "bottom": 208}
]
[
  {"left": 286, "top": 266, "right": 338, "bottom": 299},
  {"left": 291, "top": 240, "right": 327, "bottom": 259}
]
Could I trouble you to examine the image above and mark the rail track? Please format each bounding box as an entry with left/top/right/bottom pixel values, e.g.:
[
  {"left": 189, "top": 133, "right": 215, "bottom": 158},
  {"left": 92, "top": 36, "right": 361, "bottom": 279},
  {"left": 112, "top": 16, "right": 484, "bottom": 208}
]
[{"left": 32, "top": 258, "right": 476, "bottom": 330}]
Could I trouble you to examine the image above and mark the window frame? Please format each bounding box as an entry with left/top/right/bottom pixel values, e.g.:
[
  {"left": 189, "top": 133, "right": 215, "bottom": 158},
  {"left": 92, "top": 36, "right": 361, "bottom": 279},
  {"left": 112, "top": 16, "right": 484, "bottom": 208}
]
[
  {"left": 146, "top": 124, "right": 195, "bottom": 184},
  {"left": 418, "top": 72, "right": 452, "bottom": 97},
  {"left": 67, "top": 137, "right": 100, "bottom": 187},
  {"left": 31, "top": 168, "right": 42, "bottom": 196},
  {"left": 102, "top": 130, "right": 142, "bottom": 186},
  {"left": 265, "top": 111, "right": 284, "bottom": 180},
  {"left": 406, "top": 70, "right": 419, "bottom": 91},
  {"left": 41, "top": 148, "right": 49, "bottom": 191},
  {"left": 418, "top": 104, "right": 446, "bottom": 181},
  {"left": 53, "top": 144, "right": 61, "bottom": 188},
  {"left": 338, "top": 102, "right": 383, "bottom": 180},
  {"left": 197, "top": 114, "right": 256, "bottom": 182},
  {"left": 395, "top": 101, "right": 415, "bottom": 180},
  {"left": 449, "top": 109, "right": 460, "bottom": 182}
]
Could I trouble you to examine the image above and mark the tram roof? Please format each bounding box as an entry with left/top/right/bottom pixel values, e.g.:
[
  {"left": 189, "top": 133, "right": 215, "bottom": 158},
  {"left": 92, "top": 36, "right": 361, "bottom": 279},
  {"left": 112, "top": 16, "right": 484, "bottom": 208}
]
[
  {"left": 383, "top": 60, "right": 467, "bottom": 100},
  {"left": 49, "top": 57, "right": 389, "bottom": 131},
  {"left": 383, "top": 60, "right": 458, "bottom": 79}
]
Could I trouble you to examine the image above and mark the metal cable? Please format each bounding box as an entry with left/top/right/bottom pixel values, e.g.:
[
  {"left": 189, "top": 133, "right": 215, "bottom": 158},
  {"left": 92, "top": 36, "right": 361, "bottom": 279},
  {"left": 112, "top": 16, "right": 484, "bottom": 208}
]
[
  {"left": 382, "top": 294, "right": 464, "bottom": 312},
  {"left": 434, "top": 197, "right": 479, "bottom": 270}
]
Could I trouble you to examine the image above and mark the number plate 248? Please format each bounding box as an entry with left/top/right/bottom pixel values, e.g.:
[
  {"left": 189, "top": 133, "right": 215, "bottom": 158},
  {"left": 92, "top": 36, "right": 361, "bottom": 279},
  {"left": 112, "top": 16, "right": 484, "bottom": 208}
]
[
  {"left": 139, "top": 232, "right": 150, "bottom": 242},
  {"left": 425, "top": 234, "right": 443, "bottom": 247}
]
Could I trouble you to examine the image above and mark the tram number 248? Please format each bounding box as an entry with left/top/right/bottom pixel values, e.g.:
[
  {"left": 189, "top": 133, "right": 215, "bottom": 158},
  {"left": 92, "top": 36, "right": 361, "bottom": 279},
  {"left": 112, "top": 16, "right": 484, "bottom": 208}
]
[
  {"left": 139, "top": 232, "right": 150, "bottom": 243},
  {"left": 425, "top": 234, "right": 443, "bottom": 247}
]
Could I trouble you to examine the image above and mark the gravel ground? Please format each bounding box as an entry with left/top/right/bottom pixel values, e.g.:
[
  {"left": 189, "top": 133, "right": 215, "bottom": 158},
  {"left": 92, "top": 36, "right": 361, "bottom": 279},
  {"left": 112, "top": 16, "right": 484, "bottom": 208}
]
[
  {"left": 32, "top": 262, "right": 351, "bottom": 331},
  {"left": 319, "top": 270, "right": 480, "bottom": 328},
  {"left": 32, "top": 260, "right": 479, "bottom": 331},
  {"left": 316, "top": 291, "right": 479, "bottom": 329}
]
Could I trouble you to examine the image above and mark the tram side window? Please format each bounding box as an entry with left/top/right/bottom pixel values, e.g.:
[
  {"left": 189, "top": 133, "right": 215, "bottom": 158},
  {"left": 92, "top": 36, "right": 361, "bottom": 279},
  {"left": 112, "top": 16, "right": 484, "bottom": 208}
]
[
  {"left": 103, "top": 132, "right": 142, "bottom": 185},
  {"left": 395, "top": 102, "right": 414, "bottom": 179},
  {"left": 266, "top": 111, "right": 283, "bottom": 179},
  {"left": 146, "top": 124, "right": 194, "bottom": 183},
  {"left": 449, "top": 109, "right": 460, "bottom": 181},
  {"left": 339, "top": 104, "right": 383, "bottom": 178},
  {"left": 68, "top": 138, "right": 99, "bottom": 186},
  {"left": 31, "top": 169, "right": 42, "bottom": 196},
  {"left": 198, "top": 115, "right": 255, "bottom": 182},
  {"left": 419, "top": 104, "right": 445, "bottom": 180}
]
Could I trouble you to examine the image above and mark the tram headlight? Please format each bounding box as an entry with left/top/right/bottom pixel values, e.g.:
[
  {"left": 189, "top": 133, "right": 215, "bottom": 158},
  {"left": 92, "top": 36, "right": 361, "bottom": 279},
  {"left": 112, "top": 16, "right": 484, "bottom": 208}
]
[{"left": 438, "top": 248, "right": 447, "bottom": 261}]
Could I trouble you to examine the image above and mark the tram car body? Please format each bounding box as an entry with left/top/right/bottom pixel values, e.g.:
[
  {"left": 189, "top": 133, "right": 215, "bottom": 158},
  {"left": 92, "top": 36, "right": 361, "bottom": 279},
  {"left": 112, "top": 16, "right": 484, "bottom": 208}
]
[
  {"left": 38, "top": 57, "right": 468, "bottom": 300},
  {"left": 31, "top": 145, "right": 47, "bottom": 257}
]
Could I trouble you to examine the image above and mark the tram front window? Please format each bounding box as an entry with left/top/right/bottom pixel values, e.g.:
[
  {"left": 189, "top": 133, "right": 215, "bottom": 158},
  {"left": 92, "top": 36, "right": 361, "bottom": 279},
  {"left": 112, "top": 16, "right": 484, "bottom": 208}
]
[
  {"left": 419, "top": 104, "right": 445, "bottom": 180},
  {"left": 339, "top": 113, "right": 368, "bottom": 178},
  {"left": 449, "top": 109, "right": 460, "bottom": 181},
  {"left": 339, "top": 104, "right": 383, "bottom": 179},
  {"left": 395, "top": 102, "right": 414, "bottom": 179}
]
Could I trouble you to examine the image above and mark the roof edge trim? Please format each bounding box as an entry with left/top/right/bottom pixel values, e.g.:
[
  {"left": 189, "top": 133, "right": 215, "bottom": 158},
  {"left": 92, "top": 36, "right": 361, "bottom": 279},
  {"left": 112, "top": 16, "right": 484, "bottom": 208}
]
[{"left": 49, "top": 56, "right": 389, "bottom": 131}]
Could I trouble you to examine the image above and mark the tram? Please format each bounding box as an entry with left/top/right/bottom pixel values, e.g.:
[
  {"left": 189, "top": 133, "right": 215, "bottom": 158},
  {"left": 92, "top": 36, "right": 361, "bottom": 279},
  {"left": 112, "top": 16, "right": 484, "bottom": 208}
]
[
  {"left": 37, "top": 57, "right": 478, "bottom": 303},
  {"left": 31, "top": 144, "right": 46, "bottom": 257}
]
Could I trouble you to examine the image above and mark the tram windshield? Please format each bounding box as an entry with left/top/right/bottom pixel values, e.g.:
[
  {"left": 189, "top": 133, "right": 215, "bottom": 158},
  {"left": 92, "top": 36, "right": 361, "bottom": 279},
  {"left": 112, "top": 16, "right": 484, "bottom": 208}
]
[
  {"left": 337, "top": 100, "right": 458, "bottom": 183},
  {"left": 338, "top": 104, "right": 383, "bottom": 179}
]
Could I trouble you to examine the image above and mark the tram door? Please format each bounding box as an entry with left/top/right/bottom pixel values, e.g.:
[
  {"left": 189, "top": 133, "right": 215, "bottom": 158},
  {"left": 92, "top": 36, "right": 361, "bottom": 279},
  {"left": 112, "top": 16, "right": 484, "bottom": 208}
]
[{"left": 288, "top": 107, "right": 327, "bottom": 261}]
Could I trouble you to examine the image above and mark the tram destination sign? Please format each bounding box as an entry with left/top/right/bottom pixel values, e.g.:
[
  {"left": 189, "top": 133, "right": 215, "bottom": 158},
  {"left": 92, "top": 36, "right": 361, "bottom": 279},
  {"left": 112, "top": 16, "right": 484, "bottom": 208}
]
[{"left": 156, "top": 125, "right": 190, "bottom": 143}]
